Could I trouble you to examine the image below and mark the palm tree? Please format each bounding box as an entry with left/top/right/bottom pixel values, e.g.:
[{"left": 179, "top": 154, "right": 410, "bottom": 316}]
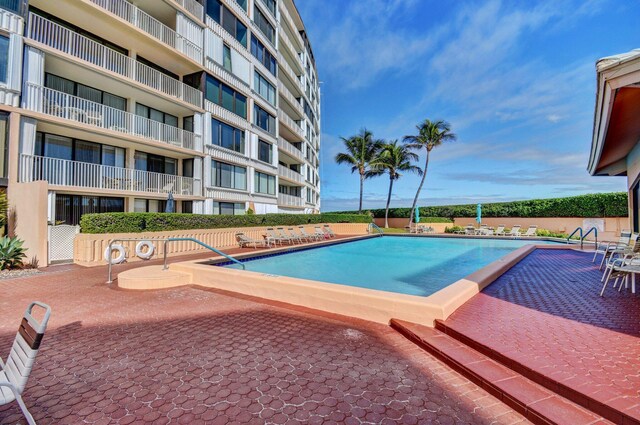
[
  {"left": 334, "top": 128, "right": 383, "bottom": 213},
  {"left": 404, "top": 119, "right": 457, "bottom": 225},
  {"left": 369, "top": 140, "right": 423, "bottom": 228}
]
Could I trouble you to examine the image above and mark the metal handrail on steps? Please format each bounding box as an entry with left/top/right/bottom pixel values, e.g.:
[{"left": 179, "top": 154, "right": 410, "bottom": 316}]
[
  {"left": 566, "top": 226, "right": 598, "bottom": 250},
  {"left": 368, "top": 223, "right": 383, "bottom": 235}
]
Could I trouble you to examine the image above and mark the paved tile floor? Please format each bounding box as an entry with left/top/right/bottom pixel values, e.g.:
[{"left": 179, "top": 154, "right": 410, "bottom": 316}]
[
  {"left": 0, "top": 256, "right": 528, "bottom": 424},
  {"left": 444, "top": 249, "right": 640, "bottom": 423}
]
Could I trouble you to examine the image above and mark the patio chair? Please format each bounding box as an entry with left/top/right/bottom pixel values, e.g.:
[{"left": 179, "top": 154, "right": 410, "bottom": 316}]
[
  {"left": 600, "top": 253, "right": 640, "bottom": 296},
  {"left": 266, "top": 228, "right": 287, "bottom": 245},
  {"left": 286, "top": 227, "right": 304, "bottom": 244},
  {"left": 593, "top": 229, "right": 632, "bottom": 268},
  {"left": 275, "top": 227, "right": 294, "bottom": 244},
  {"left": 1, "top": 302, "right": 52, "bottom": 425},
  {"left": 322, "top": 225, "right": 336, "bottom": 238},
  {"left": 522, "top": 225, "right": 538, "bottom": 237},
  {"left": 601, "top": 233, "right": 640, "bottom": 280},
  {"left": 507, "top": 225, "right": 522, "bottom": 237},
  {"left": 464, "top": 225, "right": 476, "bottom": 235},
  {"left": 299, "top": 226, "right": 321, "bottom": 241},
  {"left": 236, "top": 232, "right": 268, "bottom": 249},
  {"left": 314, "top": 226, "right": 329, "bottom": 239},
  {"left": 494, "top": 225, "right": 506, "bottom": 236}
]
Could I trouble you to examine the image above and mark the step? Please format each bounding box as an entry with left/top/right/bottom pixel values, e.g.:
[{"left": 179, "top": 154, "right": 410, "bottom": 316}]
[
  {"left": 434, "top": 319, "right": 638, "bottom": 425},
  {"left": 390, "top": 319, "right": 612, "bottom": 425}
]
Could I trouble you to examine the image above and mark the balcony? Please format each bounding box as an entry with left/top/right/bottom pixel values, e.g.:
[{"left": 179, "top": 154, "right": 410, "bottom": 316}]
[
  {"left": 278, "top": 81, "right": 304, "bottom": 118},
  {"left": 205, "top": 186, "right": 251, "bottom": 202},
  {"left": 278, "top": 52, "right": 303, "bottom": 94},
  {"left": 278, "top": 193, "right": 304, "bottom": 208},
  {"left": 278, "top": 164, "right": 304, "bottom": 184},
  {"left": 20, "top": 154, "right": 195, "bottom": 196},
  {"left": 23, "top": 83, "right": 197, "bottom": 151},
  {"left": 277, "top": 137, "right": 304, "bottom": 162},
  {"left": 277, "top": 110, "right": 304, "bottom": 140},
  {"left": 88, "top": 0, "right": 203, "bottom": 64},
  {"left": 28, "top": 13, "right": 202, "bottom": 108},
  {"left": 278, "top": 3, "right": 304, "bottom": 49},
  {"left": 171, "top": 0, "right": 204, "bottom": 21}
]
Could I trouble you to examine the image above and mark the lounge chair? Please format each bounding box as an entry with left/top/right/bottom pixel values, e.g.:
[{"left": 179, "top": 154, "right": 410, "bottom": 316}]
[
  {"left": 464, "top": 225, "right": 476, "bottom": 235},
  {"left": 522, "top": 225, "right": 538, "bottom": 237},
  {"left": 299, "top": 226, "right": 321, "bottom": 241},
  {"left": 507, "top": 225, "right": 522, "bottom": 237},
  {"left": 322, "top": 225, "right": 336, "bottom": 238},
  {"left": 314, "top": 226, "right": 329, "bottom": 239},
  {"left": 593, "top": 230, "right": 632, "bottom": 268},
  {"left": 266, "top": 228, "right": 288, "bottom": 245},
  {"left": 1, "top": 302, "right": 51, "bottom": 425},
  {"left": 494, "top": 225, "right": 506, "bottom": 236},
  {"left": 286, "top": 227, "right": 304, "bottom": 244},
  {"left": 276, "top": 227, "right": 295, "bottom": 244},
  {"left": 236, "top": 232, "right": 268, "bottom": 249}
]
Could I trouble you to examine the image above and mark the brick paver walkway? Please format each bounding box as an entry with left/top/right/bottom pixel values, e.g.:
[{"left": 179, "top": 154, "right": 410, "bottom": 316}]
[
  {"left": 0, "top": 257, "right": 527, "bottom": 424},
  {"left": 443, "top": 249, "right": 640, "bottom": 423}
]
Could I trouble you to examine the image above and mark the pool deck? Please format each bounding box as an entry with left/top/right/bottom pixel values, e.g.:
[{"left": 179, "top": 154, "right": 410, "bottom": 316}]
[
  {"left": 394, "top": 249, "right": 640, "bottom": 424},
  {"left": 0, "top": 252, "right": 528, "bottom": 424}
]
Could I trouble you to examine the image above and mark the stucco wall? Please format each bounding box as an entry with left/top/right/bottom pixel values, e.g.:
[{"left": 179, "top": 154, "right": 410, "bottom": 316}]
[
  {"left": 8, "top": 181, "right": 49, "bottom": 264},
  {"left": 373, "top": 218, "right": 450, "bottom": 233},
  {"left": 75, "top": 223, "right": 370, "bottom": 266}
]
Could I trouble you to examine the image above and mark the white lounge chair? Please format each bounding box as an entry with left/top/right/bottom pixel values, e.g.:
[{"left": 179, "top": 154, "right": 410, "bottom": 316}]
[
  {"left": 522, "top": 225, "right": 538, "bottom": 237},
  {"left": 322, "top": 225, "right": 336, "bottom": 238},
  {"left": 266, "top": 228, "right": 288, "bottom": 245},
  {"left": 286, "top": 227, "right": 304, "bottom": 244},
  {"left": 236, "top": 232, "right": 268, "bottom": 249},
  {"left": 494, "top": 225, "right": 506, "bottom": 236},
  {"left": 593, "top": 230, "right": 632, "bottom": 268},
  {"left": 299, "top": 226, "right": 321, "bottom": 241},
  {"left": 314, "top": 226, "right": 329, "bottom": 240},
  {"left": 507, "top": 225, "right": 522, "bottom": 237},
  {"left": 1, "top": 302, "right": 51, "bottom": 425},
  {"left": 464, "top": 226, "right": 476, "bottom": 235},
  {"left": 601, "top": 234, "right": 639, "bottom": 280},
  {"left": 275, "top": 227, "right": 295, "bottom": 244},
  {"left": 601, "top": 252, "right": 640, "bottom": 296}
]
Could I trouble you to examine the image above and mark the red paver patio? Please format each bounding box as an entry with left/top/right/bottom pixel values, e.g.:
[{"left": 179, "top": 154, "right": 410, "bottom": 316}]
[
  {"left": 439, "top": 248, "right": 640, "bottom": 424},
  {"left": 0, "top": 255, "right": 528, "bottom": 424}
]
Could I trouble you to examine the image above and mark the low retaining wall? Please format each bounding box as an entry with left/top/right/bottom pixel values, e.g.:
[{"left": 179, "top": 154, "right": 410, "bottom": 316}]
[
  {"left": 373, "top": 218, "right": 450, "bottom": 233},
  {"left": 74, "top": 223, "right": 370, "bottom": 266}
]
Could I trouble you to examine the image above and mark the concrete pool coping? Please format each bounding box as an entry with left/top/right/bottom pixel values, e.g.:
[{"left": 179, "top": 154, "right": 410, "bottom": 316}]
[{"left": 117, "top": 237, "right": 580, "bottom": 326}]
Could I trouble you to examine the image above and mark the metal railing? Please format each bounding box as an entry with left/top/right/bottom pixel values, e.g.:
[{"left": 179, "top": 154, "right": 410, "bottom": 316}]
[
  {"left": 106, "top": 236, "right": 244, "bottom": 283},
  {"left": 277, "top": 137, "right": 304, "bottom": 161},
  {"left": 278, "top": 110, "right": 304, "bottom": 139},
  {"left": 27, "top": 13, "right": 202, "bottom": 107},
  {"left": 162, "top": 238, "right": 245, "bottom": 270},
  {"left": 368, "top": 223, "right": 383, "bottom": 235},
  {"left": 171, "top": 0, "right": 204, "bottom": 20},
  {"left": 567, "top": 226, "right": 598, "bottom": 250},
  {"left": 23, "top": 83, "right": 197, "bottom": 150},
  {"left": 277, "top": 193, "right": 304, "bottom": 207},
  {"left": 20, "top": 154, "right": 195, "bottom": 195},
  {"left": 278, "top": 164, "right": 304, "bottom": 184}
]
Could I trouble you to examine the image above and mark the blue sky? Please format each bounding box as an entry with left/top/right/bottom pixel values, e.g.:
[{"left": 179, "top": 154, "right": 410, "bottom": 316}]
[{"left": 295, "top": 0, "right": 639, "bottom": 212}]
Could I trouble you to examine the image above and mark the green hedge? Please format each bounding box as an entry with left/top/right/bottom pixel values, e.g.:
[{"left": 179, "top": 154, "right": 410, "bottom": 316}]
[
  {"left": 335, "top": 193, "right": 628, "bottom": 219},
  {"left": 80, "top": 213, "right": 372, "bottom": 234}
]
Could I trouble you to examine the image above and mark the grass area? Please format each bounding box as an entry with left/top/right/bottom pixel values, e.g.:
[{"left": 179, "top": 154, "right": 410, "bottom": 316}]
[{"left": 381, "top": 227, "right": 408, "bottom": 234}]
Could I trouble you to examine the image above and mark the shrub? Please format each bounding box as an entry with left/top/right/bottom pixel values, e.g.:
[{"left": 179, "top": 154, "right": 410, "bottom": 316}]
[
  {"left": 80, "top": 213, "right": 372, "bottom": 234},
  {"left": 338, "top": 193, "right": 628, "bottom": 219},
  {"left": 444, "top": 226, "right": 464, "bottom": 233},
  {"left": 0, "top": 236, "right": 27, "bottom": 270}
]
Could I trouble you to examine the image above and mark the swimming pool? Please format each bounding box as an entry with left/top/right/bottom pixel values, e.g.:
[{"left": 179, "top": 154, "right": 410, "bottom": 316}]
[{"left": 225, "top": 236, "right": 553, "bottom": 296}]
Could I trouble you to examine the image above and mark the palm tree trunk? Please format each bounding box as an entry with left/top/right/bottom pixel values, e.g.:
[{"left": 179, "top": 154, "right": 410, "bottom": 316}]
[
  {"left": 385, "top": 176, "right": 394, "bottom": 228},
  {"left": 358, "top": 172, "right": 364, "bottom": 214},
  {"left": 409, "top": 149, "right": 431, "bottom": 226}
]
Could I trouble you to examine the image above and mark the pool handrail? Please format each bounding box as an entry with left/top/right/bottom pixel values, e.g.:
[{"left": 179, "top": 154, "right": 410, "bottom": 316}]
[
  {"left": 567, "top": 226, "right": 598, "bottom": 250},
  {"left": 368, "top": 223, "right": 383, "bottom": 235},
  {"left": 567, "top": 227, "right": 582, "bottom": 244},
  {"left": 163, "top": 237, "right": 245, "bottom": 270}
]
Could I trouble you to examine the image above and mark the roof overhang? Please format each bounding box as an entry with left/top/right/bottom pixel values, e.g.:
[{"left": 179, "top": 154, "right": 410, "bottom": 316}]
[{"left": 588, "top": 49, "right": 640, "bottom": 176}]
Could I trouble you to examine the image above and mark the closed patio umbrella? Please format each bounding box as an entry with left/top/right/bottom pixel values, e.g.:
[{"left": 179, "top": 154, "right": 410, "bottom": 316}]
[
  {"left": 414, "top": 206, "right": 420, "bottom": 224},
  {"left": 165, "top": 193, "right": 175, "bottom": 213},
  {"left": 476, "top": 203, "right": 482, "bottom": 225}
]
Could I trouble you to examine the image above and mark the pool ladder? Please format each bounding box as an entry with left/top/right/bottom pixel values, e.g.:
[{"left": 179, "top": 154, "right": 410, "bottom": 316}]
[
  {"left": 368, "top": 223, "right": 384, "bottom": 235},
  {"left": 567, "top": 226, "right": 598, "bottom": 250}
]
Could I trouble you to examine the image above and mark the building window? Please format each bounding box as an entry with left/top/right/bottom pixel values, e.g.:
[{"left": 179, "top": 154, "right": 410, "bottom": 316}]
[
  {"left": 254, "top": 171, "right": 275, "bottom": 195},
  {"left": 258, "top": 140, "right": 272, "bottom": 164},
  {"left": 137, "top": 55, "right": 179, "bottom": 80},
  {"left": 212, "top": 160, "right": 246, "bottom": 190},
  {"left": 55, "top": 195, "right": 124, "bottom": 225},
  {"left": 254, "top": 71, "right": 275, "bottom": 105},
  {"left": 205, "top": 74, "right": 247, "bottom": 119},
  {"left": 183, "top": 116, "right": 194, "bottom": 132},
  {"left": 212, "top": 201, "right": 245, "bottom": 215},
  {"left": 0, "top": 113, "right": 7, "bottom": 180},
  {"left": 134, "top": 199, "right": 167, "bottom": 213},
  {"left": 45, "top": 73, "right": 127, "bottom": 111},
  {"left": 182, "top": 200, "right": 193, "bottom": 214},
  {"left": 258, "top": 0, "right": 276, "bottom": 17},
  {"left": 253, "top": 6, "right": 275, "bottom": 45},
  {"left": 211, "top": 118, "right": 245, "bottom": 153},
  {"left": 222, "top": 44, "right": 232, "bottom": 72},
  {"left": 206, "top": 0, "right": 247, "bottom": 47},
  {"left": 250, "top": 35, "right": 277, "bottom": 76},
  {"left": 235, "top": 0, "right": 247, "bottom": 12},
  {"left": 0, "top": 35, "right": 8, "bottom": 84},
  {"left": 135, "top": 104, "right": 178, "bottom": 127},
  {"left": 134, "top": 151, "right": 177, "bottom": 175},
  {"left": 183, "top": 159, "right": 194, "bottom": 178},
  {"left": 253, "top": 104, "right": 275, "bottom": 135},
  {"left": 35, "top": 132, "right": 125, "bottom": 167}
]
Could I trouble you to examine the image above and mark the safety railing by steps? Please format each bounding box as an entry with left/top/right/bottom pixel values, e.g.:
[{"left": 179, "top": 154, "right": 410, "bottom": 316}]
[
  {"left": 567, "top": 226, "right": 598, "bottom": 250},
  {"left": 106, "top": 237, "right": 244, "bottom": 283},
  {"left": 368, "top": 223, "right": 383, "bottom": 235}
]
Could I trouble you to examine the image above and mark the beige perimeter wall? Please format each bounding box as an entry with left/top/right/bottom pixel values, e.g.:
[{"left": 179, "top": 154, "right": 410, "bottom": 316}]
[
  {"left": 75, "top": 223, "right": 370, "bottom": 266},
  {"left": 8, "top": 181, "right": 49, "bottom": 265}
]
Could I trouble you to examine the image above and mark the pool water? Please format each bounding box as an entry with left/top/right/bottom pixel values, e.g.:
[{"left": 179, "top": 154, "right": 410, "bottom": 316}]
[{"left": 225, "top": 236, "right": 551, "bottom": 296}]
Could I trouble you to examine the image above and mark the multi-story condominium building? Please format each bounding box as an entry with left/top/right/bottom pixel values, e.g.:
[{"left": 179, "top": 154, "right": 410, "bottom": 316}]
[{"left": 0, "top": 0, "right": 321, "bottom": 264}]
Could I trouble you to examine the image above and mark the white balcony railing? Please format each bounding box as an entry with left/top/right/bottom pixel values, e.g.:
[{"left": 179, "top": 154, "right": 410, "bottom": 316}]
[
  {"left": 88, "top": 0, "right": 203, "bottom": 64},
  {"left": 171, "top": 0, "right": 204, "bottom": 20},
  {"left": 277, "top": 137, "right": 304, "bottom": 162},
  {"left": 278, "top": 52, "right": 303, "bottom": 94},
  {"left": 278, "top": 193, "right": 304, "bottom": 207},
  {"left": 278, "top": 3, "right": 304, "bottom": 49},
  {"left": 278, "top": 81, "right": 304, "bottom": 118},
  {"left": 28, "top": 13, "right": 202, "bottom": 108},
  {"left": 277, "top": 110, "right": 304, "bottom": 140},
  {"left": 205, "top": 186, "right": 251, "bottom": 202},
  {"left": 278, "top": 164, "right": 304, "bottom": 184},
  {"left": 23, "top": 83, "right": 197, "bottom": 150},
  {"left": 20, "top": 154, "right": 195, "bottom": 196}
]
